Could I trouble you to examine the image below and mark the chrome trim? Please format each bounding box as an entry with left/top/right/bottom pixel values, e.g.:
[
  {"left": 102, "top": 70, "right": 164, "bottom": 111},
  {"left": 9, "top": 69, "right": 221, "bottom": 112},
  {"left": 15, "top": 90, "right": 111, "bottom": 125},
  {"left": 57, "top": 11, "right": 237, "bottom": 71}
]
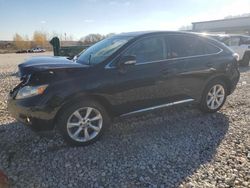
[
  {"left": 135, "top": 49, "right": 223, "bottom": 66},
  {"left": 105, "top": 48, "right": 223, "bottom": 69},
  {"left": 120, "top": 99, "right": 194, "bottom": 117},
  {"left": 124, "top": 60, "right": 136, "bottom": 65}
]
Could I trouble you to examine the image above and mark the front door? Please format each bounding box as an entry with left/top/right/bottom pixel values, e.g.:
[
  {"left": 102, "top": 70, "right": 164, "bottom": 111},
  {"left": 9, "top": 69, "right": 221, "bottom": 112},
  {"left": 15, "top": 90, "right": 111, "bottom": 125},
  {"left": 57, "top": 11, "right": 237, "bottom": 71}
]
[{"left": 102, "top": 35, "right": 177, "bottom": 115}]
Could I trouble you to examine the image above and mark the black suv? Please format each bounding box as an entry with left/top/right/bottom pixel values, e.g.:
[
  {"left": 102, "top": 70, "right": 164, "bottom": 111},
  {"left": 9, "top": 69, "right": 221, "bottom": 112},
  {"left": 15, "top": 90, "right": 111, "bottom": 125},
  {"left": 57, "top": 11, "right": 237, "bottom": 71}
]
[{"left": 8, "top": 31, "right": 240, "bottom": 146}]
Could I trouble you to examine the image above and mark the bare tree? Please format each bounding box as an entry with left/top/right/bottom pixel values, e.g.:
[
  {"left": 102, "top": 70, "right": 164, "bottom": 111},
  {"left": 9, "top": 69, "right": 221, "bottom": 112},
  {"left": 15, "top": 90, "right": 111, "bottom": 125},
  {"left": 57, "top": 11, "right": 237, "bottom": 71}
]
[
  {"left": 81, "top": 34, "right": 104, "bottom": 45},
  {"left": 105, "top": 33, "right": 116, "bottom": 38},
  {"left": 13, "top": 33, "right": 30, "bottom": 49},
  {"left": 50, "top": 32, "right": 74, "bottom": 41},
  {"left": 33, "top": 31, "right": 48, "bottom": 48}
]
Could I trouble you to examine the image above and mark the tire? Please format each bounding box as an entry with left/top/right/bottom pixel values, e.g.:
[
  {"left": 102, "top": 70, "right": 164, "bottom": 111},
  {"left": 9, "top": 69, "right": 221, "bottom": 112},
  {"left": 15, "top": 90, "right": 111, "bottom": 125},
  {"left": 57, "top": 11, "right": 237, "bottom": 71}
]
[
  {"left": 199, "top": 80, "right": 227, "bottom": 113},
  {"left": 57, "top": 99, "right": 110, "bottom": 146},
  {"left": 241, "top": 54, "right": 250, "bottom": 67}
]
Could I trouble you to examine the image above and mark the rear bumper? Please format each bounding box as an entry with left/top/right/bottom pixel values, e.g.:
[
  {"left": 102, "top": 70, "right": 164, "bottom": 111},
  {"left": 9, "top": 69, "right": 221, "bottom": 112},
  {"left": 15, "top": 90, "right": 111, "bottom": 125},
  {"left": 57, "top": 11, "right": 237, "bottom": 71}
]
[{"left": 7, "top": 96, "right": 56, "bottom": 131}]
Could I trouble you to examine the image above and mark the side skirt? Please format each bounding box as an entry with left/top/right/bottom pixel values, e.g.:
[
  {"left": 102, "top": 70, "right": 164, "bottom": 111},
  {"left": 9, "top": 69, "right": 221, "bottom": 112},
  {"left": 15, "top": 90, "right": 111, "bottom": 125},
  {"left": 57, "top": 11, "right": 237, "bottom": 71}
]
[{"left": 120, "top": 99, "right": 194, "bottom": 117}]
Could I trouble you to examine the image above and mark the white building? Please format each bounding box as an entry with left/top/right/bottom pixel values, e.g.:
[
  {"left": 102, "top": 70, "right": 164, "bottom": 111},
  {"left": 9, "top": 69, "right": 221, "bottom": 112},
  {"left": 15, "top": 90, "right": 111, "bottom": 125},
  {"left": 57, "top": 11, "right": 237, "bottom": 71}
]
[{"left": 192, "top": 16, "right": 250, "bottom": 35}]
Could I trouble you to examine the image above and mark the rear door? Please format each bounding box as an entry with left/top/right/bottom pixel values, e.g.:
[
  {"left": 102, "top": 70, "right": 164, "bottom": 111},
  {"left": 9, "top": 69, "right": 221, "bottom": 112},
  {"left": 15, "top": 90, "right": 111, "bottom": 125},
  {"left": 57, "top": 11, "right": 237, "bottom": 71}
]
[{"left": 165, "top": 34, "right": 222, "bottom": 101}]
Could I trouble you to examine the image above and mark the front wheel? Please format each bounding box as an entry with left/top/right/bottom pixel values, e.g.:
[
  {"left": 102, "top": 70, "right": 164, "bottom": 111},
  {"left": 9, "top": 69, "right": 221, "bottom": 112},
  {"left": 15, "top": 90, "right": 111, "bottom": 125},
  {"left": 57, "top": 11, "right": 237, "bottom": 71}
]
[
  {"left": 200, "top": 80, "right": 227, "bottom": 113},
  {"left": 57, "top": 100, "right": 110, "bottom": 146}
]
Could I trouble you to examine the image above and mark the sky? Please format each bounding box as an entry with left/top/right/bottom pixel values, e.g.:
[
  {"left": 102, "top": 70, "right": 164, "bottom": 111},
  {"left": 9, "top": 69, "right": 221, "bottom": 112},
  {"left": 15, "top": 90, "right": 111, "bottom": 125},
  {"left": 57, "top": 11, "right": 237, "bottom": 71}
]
[{"left": 0, "top": 0, "right": 250, "bottom": 40}]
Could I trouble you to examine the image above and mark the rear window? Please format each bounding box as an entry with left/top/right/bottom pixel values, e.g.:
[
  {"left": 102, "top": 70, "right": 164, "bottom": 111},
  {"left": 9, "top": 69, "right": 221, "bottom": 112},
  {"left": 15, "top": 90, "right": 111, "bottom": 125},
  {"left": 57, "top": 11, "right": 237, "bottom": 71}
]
[{"left": 166, "top": 35, "right": 220, "bottom": 59}]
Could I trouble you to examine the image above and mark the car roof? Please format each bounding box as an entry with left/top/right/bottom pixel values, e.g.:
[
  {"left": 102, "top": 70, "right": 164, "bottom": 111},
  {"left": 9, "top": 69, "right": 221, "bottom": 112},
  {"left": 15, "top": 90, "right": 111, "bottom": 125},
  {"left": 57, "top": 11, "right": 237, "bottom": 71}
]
[{"left": 115, "top": 31, "right": 197, "bottom": 38}]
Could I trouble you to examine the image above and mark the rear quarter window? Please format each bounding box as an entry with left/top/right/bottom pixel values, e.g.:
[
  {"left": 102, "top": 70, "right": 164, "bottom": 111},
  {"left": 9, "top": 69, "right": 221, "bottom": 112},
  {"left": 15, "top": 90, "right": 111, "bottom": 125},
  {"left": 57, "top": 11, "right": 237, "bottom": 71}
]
[
  {"left": 229, "top": 37, "right": 241, "bottom": 46},
  {"left": 166, "top": 35, "right": 221, "bottom": 59}
]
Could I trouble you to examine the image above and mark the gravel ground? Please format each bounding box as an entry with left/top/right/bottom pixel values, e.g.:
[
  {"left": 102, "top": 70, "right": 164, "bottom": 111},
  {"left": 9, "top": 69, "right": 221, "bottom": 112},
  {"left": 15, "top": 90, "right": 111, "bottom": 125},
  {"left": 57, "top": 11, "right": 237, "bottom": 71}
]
[{"left": 0, "top": 53, "right": 249, "bottom": 188}]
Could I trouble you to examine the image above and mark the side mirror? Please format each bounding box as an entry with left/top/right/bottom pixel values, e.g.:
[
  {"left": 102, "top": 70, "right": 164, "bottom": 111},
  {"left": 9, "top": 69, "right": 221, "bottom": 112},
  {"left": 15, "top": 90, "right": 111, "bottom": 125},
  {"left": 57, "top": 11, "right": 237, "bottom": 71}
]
[{"left": 118, "top": 55, "right": 136, "bottom": 67}]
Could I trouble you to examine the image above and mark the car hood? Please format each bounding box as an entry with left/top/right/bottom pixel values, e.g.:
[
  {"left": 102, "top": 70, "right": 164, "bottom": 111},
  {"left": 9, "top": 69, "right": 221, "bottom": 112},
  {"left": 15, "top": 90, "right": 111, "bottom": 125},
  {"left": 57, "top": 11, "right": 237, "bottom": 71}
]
[{"left": 18, "top": 56, "right": 88, "bottom": 77}]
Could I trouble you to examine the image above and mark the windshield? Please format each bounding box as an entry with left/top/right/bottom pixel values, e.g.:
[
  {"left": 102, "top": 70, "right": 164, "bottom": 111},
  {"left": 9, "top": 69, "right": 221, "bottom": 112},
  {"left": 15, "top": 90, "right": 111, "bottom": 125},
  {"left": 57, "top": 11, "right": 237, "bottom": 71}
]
[{"left": 77, "top": 36, "right": 132, "bottom": 65}]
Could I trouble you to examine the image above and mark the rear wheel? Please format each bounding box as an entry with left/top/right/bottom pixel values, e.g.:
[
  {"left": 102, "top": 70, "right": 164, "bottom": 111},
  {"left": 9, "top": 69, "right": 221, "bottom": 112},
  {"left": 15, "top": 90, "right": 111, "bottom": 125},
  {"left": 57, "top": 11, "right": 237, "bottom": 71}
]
[
  {"left": 57, "top": 100, "right": 110, "bottom": 146},
  {"left": 200, "top": 80, "right": 227, "bottom": 113}
]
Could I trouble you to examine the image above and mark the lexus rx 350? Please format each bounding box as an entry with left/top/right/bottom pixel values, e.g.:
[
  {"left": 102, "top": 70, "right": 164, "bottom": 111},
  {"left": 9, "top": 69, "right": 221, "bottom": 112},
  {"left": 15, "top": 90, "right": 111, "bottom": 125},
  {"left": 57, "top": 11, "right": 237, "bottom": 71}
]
[{"left": 8, "top": 31, "right": 240, "bottom": 146}]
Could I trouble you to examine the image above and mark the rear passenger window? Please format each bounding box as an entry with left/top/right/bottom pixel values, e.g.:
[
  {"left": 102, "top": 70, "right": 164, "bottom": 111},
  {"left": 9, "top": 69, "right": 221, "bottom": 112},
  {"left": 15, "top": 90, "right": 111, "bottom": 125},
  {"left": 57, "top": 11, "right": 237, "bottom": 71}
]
[
  {"left": 124, "top": 37, "right": 164, "bottom": 64},
  {"left": 229, "top": 37, "right": 240, "bottom": 46},
  {"left": 166, "top": 35, "right": 220, "bottom": 59},
  {"left": 204, "top": 42, "right": 221, "bottom": 54}
]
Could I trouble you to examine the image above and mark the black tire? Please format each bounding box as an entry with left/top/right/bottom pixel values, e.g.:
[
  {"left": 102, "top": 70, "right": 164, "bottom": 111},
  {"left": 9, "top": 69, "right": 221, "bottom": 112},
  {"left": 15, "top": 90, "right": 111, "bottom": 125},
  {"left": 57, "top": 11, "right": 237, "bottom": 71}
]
[
  {"left": 56, "top": 99, "right": 110, "bottom": 146},
  {"left": 199, "top": 80, "right": 227, "bottom": 113},
  {"left": 241, "top": 54, "right": 250, "bottom": 67}
]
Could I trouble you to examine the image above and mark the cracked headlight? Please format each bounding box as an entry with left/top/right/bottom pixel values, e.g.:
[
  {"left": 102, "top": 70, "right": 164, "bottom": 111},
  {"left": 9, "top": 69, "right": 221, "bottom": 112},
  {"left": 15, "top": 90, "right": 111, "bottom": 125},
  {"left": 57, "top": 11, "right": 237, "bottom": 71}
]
[{"left": 15, "top": 84, "right": 48, "bottom": 99}]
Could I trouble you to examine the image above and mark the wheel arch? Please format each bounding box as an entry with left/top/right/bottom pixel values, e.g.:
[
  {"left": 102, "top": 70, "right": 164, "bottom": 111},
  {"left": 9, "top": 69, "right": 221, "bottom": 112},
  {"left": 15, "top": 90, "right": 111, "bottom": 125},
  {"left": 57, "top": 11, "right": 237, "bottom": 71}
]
[
  {"left": 53, "top": 92, "right": 115, "bottom": 129},
  {"left": 197, "top": 74, "right": 233, "bottom": 104},
  {"left": 204, "top": 75, "right": 232, "bottom": 96},
  {"left": 199, "top": 76, "right": 229, "bottom": 113}
]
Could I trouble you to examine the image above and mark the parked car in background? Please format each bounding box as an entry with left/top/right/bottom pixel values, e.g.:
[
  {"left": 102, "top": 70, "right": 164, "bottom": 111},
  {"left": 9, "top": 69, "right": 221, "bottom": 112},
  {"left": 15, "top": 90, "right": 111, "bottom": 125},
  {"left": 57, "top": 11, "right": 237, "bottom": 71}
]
[
  {"left": 206, "top": 34, "right": 250, "bottom": 66},
  {"left": 222, "top": 35, "right": 250, "bottom": 66},
  {"left": 16, "top": 49, "right": 28, "bottom": 53},
  {"left": 29, "top": 48, "right": 46, "bottom": 53},
  {"left": 16, "top": 48, "right": 46, "bottom": 54},
  {"left": 8, "top": 31, "right": 240, "bottom": 146}
]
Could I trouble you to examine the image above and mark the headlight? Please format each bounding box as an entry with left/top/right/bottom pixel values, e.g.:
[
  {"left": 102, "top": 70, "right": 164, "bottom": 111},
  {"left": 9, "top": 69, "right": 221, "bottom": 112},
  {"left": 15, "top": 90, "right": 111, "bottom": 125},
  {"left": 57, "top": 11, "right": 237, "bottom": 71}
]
[{"left": 15, "top": 84, "right": 48, "bottom": 99}]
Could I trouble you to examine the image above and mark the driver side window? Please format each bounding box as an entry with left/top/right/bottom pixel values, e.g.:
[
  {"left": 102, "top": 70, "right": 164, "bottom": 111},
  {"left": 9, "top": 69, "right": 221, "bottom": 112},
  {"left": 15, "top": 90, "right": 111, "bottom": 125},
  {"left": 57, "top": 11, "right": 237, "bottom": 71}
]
[{"left": 124, "top": 36, "right": 165, "bottom": 64}]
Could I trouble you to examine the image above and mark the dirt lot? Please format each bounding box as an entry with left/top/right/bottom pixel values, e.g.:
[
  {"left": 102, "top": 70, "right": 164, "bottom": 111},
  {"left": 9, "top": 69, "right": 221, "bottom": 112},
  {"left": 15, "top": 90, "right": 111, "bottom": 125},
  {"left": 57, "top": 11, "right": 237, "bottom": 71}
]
[{"left": 0, "top": 53, "right": 249, "bottom": 188}]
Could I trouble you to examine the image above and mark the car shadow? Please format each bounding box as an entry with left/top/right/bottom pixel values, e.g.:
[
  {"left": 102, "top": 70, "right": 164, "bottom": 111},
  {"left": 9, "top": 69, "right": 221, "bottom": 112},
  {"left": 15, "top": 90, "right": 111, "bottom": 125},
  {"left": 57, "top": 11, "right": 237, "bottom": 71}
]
[{"left": 0, "top": 105, "right": 229, "bottom": 187}]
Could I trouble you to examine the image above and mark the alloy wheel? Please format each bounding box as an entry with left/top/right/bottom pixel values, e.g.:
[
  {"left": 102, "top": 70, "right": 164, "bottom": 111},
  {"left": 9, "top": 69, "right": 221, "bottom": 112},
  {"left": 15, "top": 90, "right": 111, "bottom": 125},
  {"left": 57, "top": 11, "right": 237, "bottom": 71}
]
[
  {"left": 206, "top": 84, "right": 225, "bottom": 110},
  {"left": 66, "top": 107, "right": 103, "bottom": 142}
]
